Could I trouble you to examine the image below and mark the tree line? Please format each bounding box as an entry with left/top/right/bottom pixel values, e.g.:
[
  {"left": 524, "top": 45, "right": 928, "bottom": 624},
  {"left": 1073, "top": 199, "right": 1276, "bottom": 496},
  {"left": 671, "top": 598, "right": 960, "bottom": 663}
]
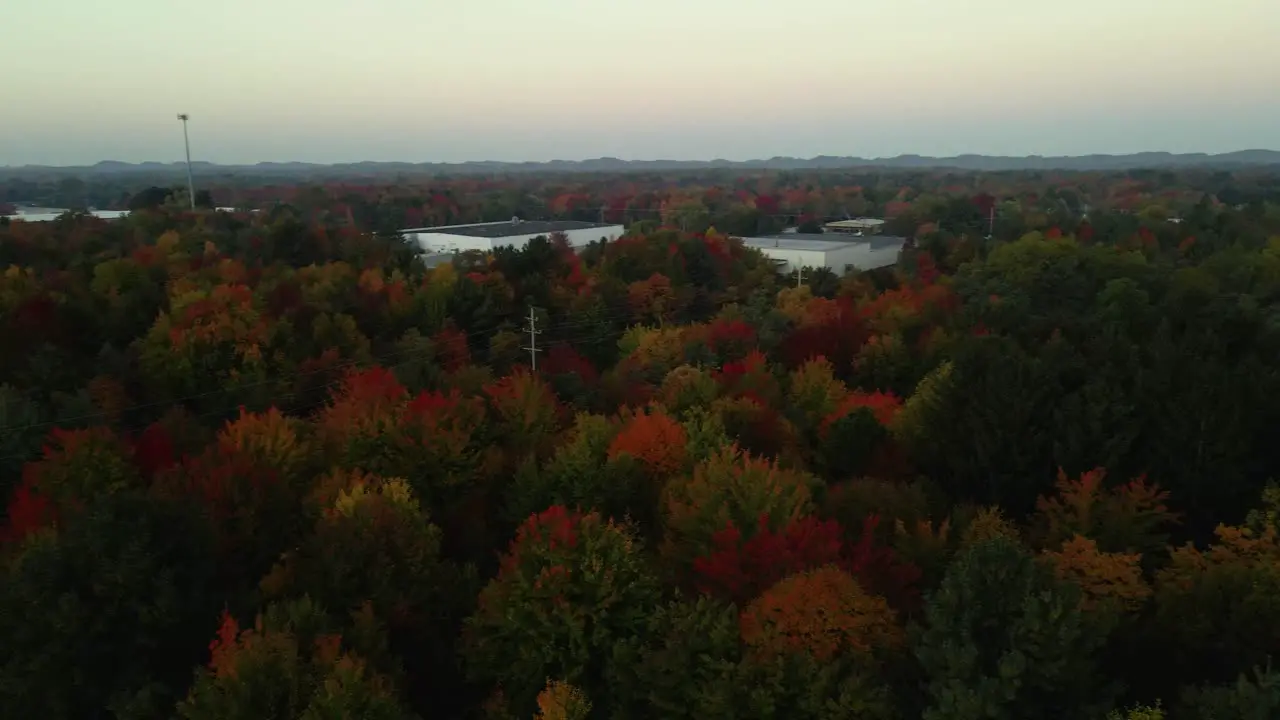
[{"left": 2, "top": 170, "right": 1280, "bottom": 718}]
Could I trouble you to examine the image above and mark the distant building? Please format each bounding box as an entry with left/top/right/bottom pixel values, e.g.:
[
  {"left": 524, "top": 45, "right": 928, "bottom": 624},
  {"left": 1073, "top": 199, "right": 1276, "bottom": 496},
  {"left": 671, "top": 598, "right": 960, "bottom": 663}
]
[
  {"left": 739, "top": 233, "right": 906, "bottom": 274},
  {"left": 824, "top": 218, "right": 885, "bottom": 235},
  {"left": 2, "top": 207, "right": 130, "bottom": 222},
  {"left": 399, "top": 219, "right": 625, "bottom": 254}
]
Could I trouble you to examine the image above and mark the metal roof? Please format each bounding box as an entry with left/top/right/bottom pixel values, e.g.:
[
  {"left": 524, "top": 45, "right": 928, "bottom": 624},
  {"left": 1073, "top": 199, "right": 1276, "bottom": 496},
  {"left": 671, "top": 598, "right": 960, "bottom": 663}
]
[
  {"left": 401, "top": 220, "right": 618, "bottom": 239},
  {"left": 825, "top": 218, "right": 885, "bottom": 228},
  {"left": 741, "top": 233, "right": 906, "bottom": 252}
]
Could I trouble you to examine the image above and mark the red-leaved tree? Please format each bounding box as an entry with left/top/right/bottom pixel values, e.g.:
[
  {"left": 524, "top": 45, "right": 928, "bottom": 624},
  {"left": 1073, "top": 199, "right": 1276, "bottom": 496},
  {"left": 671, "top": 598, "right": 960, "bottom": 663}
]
[{"left": 692, "top": 513, "right": 920, "bottom": 609}]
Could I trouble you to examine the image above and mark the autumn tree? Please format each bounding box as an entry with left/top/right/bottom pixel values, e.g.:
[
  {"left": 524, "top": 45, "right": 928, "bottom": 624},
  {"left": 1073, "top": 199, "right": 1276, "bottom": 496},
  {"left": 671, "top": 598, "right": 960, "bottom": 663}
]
[
  {"left": 606, "top": 595, "right": 898, "bottom": 720},
  {"left": 604, "top": 597, "right": 741, "bottom": 720},
  {"left": 261, "top": 474, "right": 476, "bottom": 715},
  {"left": 1152, "top": 520, "right": 1280, "bottom": 688},
  {"left": 913, "top": 535, "right": 1114, "bottom": 720},
  {"left": 179, "top": 599, "right": 414, "bottom": 720},
  {"left": 464, "top": 507, "right": 660, "bottom": 717},
  {"left": 691, "top": 512, "right": 919, "bottom": 610},
  {"left": 317, "top": 367, "right": 488, "bottom": 514},
  {"left": 0, "top": 490, "right": 219, "bottom": 719},
  {"left": 532, "top": 680, "right": 592, "bottom": 720},
  {"left": 508, "top": 413, "right": 643, "bottom": 527},
  {"left": 787, "top": 356, "right": 849, "bottom": 435},
  {"left": 607, "top": 404, "right": 689, "bottom": 479},
  {"left": 740, "top": 565, "right": 902, "bottom": 663},
  {"left": 1029, "top": 467, "right": 1178, "bottom": 557},
  {"left": 658, "top": 364, "right": 720, "bottom": 418},
  {"left": 1041, "top": 534, "right": 1151, "bottom": 613},
  {"left": 138, "top": 282, "right": 290, "bottom": 415},
  {"left": 153, "top": 411, "right": 315, "bottom": 612},
  {"left": 485, "top": 368, "right": 562, "bottom": 466},
  {"left": 662, "top": 446, "right": 816, "bottom": 574},
  {"left": 820, "top": 390, "right": 904, "bottom": 479}
]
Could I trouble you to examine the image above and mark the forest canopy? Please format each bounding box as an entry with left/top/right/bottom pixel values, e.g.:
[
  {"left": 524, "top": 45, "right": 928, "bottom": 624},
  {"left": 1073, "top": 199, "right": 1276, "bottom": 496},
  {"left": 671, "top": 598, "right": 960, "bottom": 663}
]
[{"left": 4, "top": 167, "right": 1280, "bottom": 719}]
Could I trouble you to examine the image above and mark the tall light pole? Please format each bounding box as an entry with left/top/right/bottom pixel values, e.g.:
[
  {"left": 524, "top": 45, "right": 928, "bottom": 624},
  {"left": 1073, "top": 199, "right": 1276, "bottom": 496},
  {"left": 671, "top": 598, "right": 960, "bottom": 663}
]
[{"left": 176, "top": 113, "right": 195, "bottom": 210}]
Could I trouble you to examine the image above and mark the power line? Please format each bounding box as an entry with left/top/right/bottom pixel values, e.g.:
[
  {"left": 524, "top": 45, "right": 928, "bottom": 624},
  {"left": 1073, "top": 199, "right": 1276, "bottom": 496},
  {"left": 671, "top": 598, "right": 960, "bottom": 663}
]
[{"left": 0, "top": 292, "right": 761, "bottom": 438}]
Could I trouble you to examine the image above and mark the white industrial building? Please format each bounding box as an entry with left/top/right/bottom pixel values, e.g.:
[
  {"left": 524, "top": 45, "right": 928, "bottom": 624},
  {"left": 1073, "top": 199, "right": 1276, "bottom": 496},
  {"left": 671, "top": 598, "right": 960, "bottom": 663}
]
[
  {"left": 740, "top": 234, "right": 906, "bottom": 274},
  {"left": 400, "top": 219, "right": 625, "bottom": 254},
  {"left": 2, "top": 208, "right": 130, "bottom": 222},
  {"left": 2, "top": 207, "right": 249, "bottom": 222},
  {"left": 825, "top": 217, "right": 886, "bottom": 234}
]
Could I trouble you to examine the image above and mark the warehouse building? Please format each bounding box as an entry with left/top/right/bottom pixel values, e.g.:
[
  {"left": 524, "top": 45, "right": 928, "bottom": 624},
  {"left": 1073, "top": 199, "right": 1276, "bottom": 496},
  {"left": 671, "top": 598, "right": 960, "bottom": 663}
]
[
  {"left": 2, "top": 208, "right": 130, "bottom": 222},
  {"left": 400, "top": 218, "right": 625, "bottom": 254},
  {"left": 740, "top": 234, "right": 906, "bottom": 274},
  {"left": 824, "top": 217, "right": 886, "bottom": 235}
]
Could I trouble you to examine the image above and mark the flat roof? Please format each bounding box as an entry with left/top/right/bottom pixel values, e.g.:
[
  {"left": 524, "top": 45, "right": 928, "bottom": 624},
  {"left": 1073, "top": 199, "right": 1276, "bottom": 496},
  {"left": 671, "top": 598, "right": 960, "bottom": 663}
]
[
  {"left": 825, "top": 218, "right": 885, "bottom": 227},
  {"left": 401, "top": 220, "right": 619, "bottom": 239},
  {"left": 742, "top": 234, "right": 906, "bottom": 252}
]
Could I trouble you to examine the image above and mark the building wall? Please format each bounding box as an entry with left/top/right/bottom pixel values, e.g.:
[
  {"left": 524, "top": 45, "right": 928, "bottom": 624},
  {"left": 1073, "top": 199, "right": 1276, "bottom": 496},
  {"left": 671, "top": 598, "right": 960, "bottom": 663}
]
[
  {"left": 752, "top": 247, "right": 831, "bottom": 273},
  {"left": 822, "top": 243, "right": 903, "bottom": 273},
  {"left": 754, "top": 242, "right": 903, "bottom": 274},
  {"left": 407, "top": 225, "right": 624, "bottom": 253}
]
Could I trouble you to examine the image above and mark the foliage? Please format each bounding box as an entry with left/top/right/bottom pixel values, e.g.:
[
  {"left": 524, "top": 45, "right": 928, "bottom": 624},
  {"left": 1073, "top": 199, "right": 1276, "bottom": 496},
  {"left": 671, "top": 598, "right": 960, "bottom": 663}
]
[
  {"left": 0, "top": 491, "right": 219, "bottom": 719},
  {"left": 1030, "top": 467, "right": 1179, "bottom": 556},
  {"left": 1153, "top": 520, "right": 1280, "bottom": 685},
  {"left": 464, "top": 507, "right": 661, "bottom": 716},
  {"left": 607, "top": 404, "right": 688, "bottom": 478},
  {"left": 178, "top": 600, "right": 414, "bottom": 720},
  {"left": 662, "top": 445, "right": 816, "bottom": 572},
  {"left": 1041, "top": 534, "right": 1151, "bottom": 613},
  {"left": 4, "top": 169, "right": 1280, "bottom": 718},
  {"left": 740, "top": 565, "right": 902, "bottom": 662},
  {"left": 533, "top": 680, "right": 592, "bottom": 720},
  {"left": 1177, "top": 665, "right": 1280, "bottom": 720},
  {"left": 913, "top": 536, "right": 1114, "bottom": 720},
  {"left": 507, "top": 412, "right": 641, "bottom": 524},
  {"left": 1106, "top": 701, "right": 1164, "bottom": 720}
]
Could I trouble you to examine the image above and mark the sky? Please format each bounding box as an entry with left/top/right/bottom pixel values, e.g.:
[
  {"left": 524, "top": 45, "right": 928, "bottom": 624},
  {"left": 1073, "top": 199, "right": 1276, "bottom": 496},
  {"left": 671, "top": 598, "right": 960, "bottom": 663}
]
[{"left": 3, "top": 0, "right": 1279, "bottom": 166}]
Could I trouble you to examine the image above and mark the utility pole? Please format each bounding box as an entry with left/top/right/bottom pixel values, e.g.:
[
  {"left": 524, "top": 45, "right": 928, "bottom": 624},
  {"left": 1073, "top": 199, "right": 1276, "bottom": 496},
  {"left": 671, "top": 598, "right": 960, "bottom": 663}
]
[
  {"left": 176, "top": 113, "right": 196, "bottom": 210},
  {"left": 796, "top": 266, "right": 806, "bottom": 288},
  {"left": 988, "top": 204, "right": 995, "bottom": 239},
  {"left": 522, "top": 306, "right": 542, "bottom": 372}
]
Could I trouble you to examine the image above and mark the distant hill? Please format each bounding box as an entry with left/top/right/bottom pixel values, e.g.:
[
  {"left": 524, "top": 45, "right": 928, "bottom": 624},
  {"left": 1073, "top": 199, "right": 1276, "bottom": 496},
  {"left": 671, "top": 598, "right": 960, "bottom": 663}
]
[{"left": 3, "top": 150, "right": 1279, "bottom": 178}]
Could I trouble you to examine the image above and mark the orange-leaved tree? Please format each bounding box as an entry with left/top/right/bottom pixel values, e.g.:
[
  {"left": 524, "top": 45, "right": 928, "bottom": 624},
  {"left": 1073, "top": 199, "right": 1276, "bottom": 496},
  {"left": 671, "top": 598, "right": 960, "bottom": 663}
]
[
  {"left": 533, "top": 680, "right": 592, "bottom": 720},
  {"left": 740, "top": 565, "right": 903, "bottom": 663},
  {"left": 1030, "top": 467, "right": 1179, "bottom": 556},
  {"left": 608, "top": 404, "right": 689, "bottom": 479},
  {"left": 1041, "top": 534, "right": 1151, "bottom": 613}
]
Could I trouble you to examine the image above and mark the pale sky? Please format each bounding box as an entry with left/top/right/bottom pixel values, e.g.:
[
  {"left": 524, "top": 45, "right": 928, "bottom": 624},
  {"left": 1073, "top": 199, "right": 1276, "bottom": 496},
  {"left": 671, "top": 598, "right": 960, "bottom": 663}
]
[{"left": 2, "top": 0, "right": 1278, "bottom": 166}]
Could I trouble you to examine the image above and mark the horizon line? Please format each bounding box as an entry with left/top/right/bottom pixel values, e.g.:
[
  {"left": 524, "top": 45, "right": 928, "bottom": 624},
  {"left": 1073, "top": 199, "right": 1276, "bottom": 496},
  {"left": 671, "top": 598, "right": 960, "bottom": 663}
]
[{"left": 3, "top": 148, "right": 1279, "bottom": 170}]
